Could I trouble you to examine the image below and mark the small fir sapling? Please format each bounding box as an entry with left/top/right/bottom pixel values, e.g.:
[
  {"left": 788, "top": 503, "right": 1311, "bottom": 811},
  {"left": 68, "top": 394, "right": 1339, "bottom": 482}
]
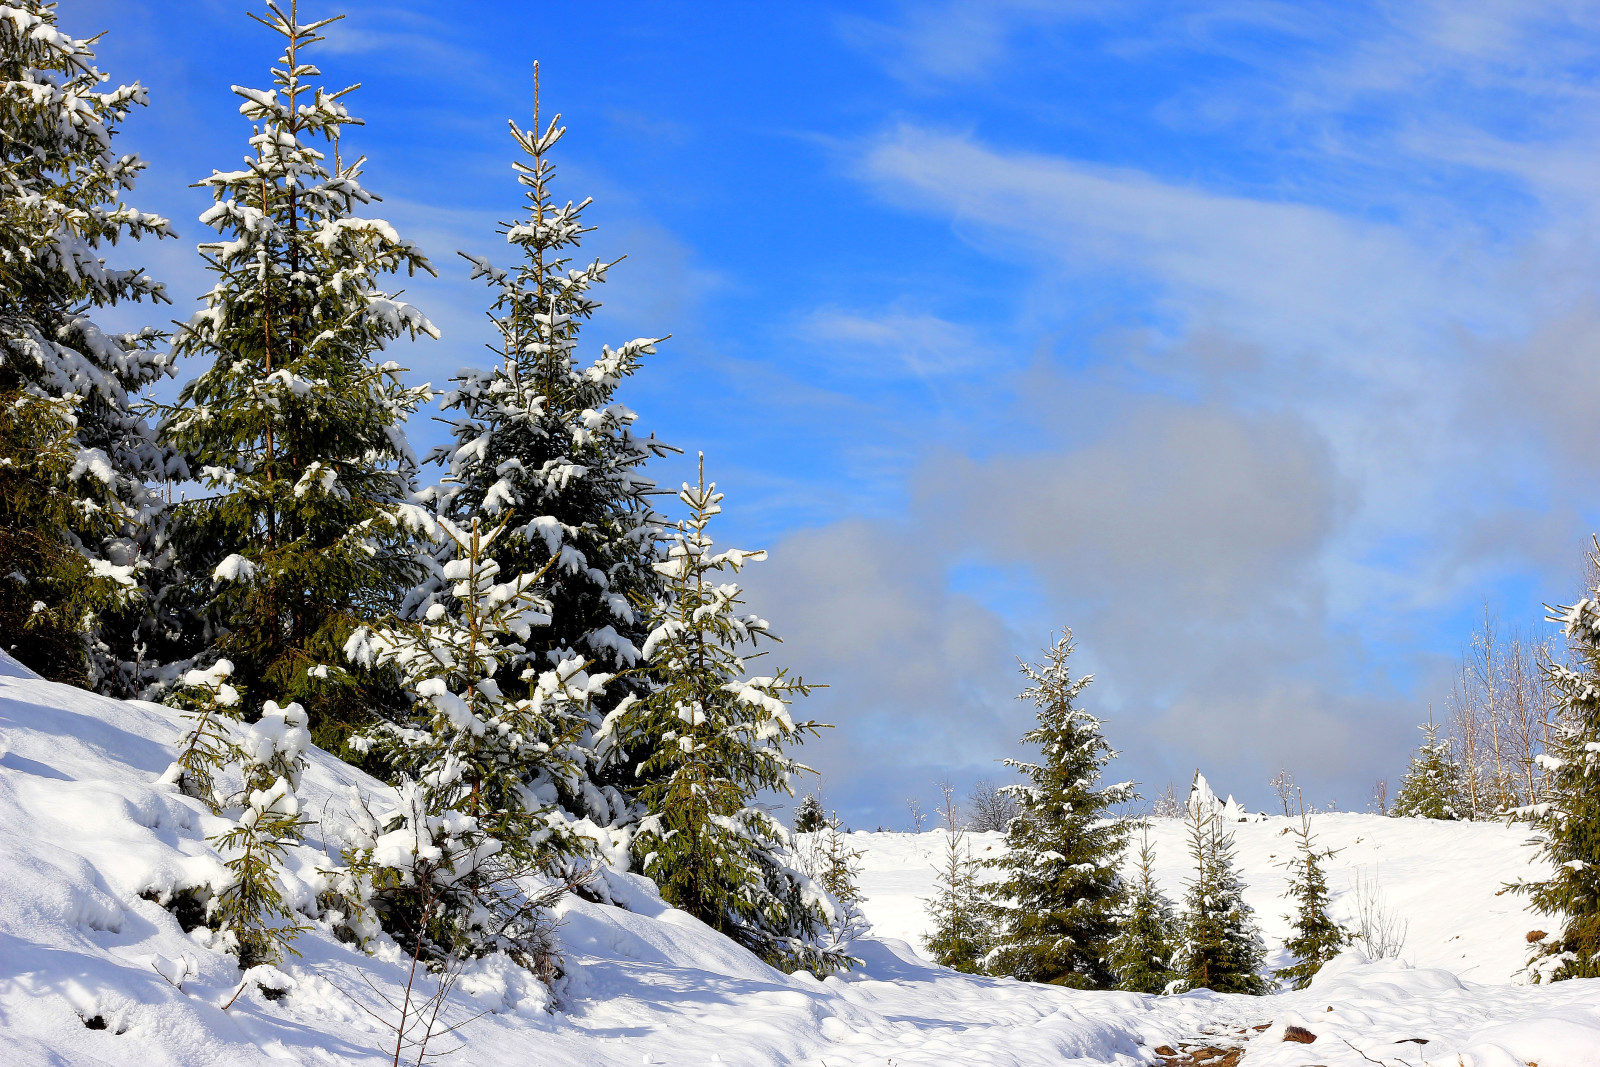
[
  {"left": 1275, "top": 796, "right": 1348, "bottom": 989},
  {"left": 794, "top": 792, "right": 827, "bottom": 833},
  {"left": 158, "top": 659, "right": 244, "bottom": 810},
  {"left": 1109, "top": 821, "right": 1180, "bottom": 994},
  {"left": 1514, "top": 546, "right": 1600, "bottom": 981},
  {"left": 210, "top": 700, "right": 313, "bottom": 968},
  {"left": 1392, "top": 713, "right": 1466, "bottom": 821},
  {"left": 158, "top": 1, "right": 437, "bottom": 746},
  {"left": 923, "top": 781, "right": 990, "bottom": 973},
  {"left": 0, "top": 2, "right": 182, "bottom": 691},
  {"left": 983, "top": 630, "right": 1133, "bottom": 989},
  {"left": 1172, "top": 775, "right": 1268, "bottom": 994},
  {"left": 624, "top": 456, "right": 843, "bottom": 974},
  {"left": 798, "top": 809, "right": 870, "bottom": 955}
]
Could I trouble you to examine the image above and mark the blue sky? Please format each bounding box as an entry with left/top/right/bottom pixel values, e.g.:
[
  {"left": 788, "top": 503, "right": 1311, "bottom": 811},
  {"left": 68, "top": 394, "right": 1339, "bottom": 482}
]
[{"left": 80, "top": 1, "right": 1600, "bottom": 824}]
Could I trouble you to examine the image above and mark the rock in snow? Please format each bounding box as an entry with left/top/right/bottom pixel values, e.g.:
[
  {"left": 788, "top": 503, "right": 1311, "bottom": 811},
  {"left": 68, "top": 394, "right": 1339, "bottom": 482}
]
[{"left": 1, "top": 650, "right": 1598, "bottom": 1066}]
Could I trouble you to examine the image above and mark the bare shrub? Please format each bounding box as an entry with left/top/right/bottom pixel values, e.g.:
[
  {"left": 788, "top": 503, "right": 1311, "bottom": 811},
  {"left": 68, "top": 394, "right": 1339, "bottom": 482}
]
[
  {"left": 1350, "top": 870, "right": 1407, "bottom": 960},
  {"left": 966, "top": 779, "right": 1020, "bottom": 833}
]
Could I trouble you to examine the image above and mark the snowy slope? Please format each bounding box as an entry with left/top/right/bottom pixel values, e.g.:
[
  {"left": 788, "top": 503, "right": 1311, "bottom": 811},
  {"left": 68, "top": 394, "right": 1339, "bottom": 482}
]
[
  {"left": 853, "top": 813, "right": 1548, "bottom": 982},
  {"left": 2, "top": 652, "right": 1599, "bottom": 1067}
]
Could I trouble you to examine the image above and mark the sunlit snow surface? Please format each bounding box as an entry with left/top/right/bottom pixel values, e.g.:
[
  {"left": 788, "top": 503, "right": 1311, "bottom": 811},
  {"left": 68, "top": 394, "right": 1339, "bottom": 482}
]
[{"left": 2, "top": 651, "right": 1598, "bottom": 1066}]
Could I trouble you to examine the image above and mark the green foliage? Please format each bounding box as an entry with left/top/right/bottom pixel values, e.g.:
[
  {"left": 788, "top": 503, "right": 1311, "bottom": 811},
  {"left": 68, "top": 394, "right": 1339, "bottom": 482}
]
[
  {"left": 799, "top": 811, "right": 869, "bottom": 955},
  {"left": 209, "top": 699, "right": 312, "bottom": 968},
  {"left": 159, "top": 3, "right": 434, "bottom": 745},
  {"left": 0, "top": 2, "right": 178, "bottom": 690},
  {"left": 347, "top": 515, "right": 593, "bottom": 872},
  {"left": 1173, "top": 786, "right": 1268, "bottom": 995},
  {"left": 0, "top": 391, "right": 129, "bottom": 681},
  {"left": 923, "top": 792, "right": 992, "bottom": 974},
  {"left": 429, "top": 70, "right": 671, "bottom": 842},
  {"left": 626, "top": 458, "right": 843, "bottom": 973},
  {"left": 1110, "top": 822, "right": 1179, "bottom": 994},
  {"left": 794, "top": 793, "right": 827, "bottom": 834},
  {"left": 1275, "top": 804, "right": 1347, "bottom": 989},
  {"left": 159, "top": 659, "right": 246, "bottom": 810},
  {"left": 1392, "top": 716, "right": 1465, "bottom": 821},
  {"left": 1516, "top": 563, "right": 1600, "bottom": 982},
  {"left": 984, "top": 631, "right": 1133, "bottom": 989}
]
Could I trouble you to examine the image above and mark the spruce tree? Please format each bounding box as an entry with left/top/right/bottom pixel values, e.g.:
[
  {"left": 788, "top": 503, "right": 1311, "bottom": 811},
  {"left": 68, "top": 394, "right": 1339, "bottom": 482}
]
[
  {"left": 794, "top": 792, "right": 826, "bottom": 833},
  {"left": 1173, "top": 779, "right": 1268, "bottom": 994},
  {"left": 0, "top": 2, "right": 181, "bottom": 690},
  {"left": 800, "top": 811, "right": 869, "bottom": 955},
  {"left": 625, "top": 457, "right": 842, "bottom": 973},
  {"left": 345, "top": 515, "right": 594, "bottom": 871},
  {"left": 1275, "top": 800, "right": 1346, "bottom": 989},
  {"left": 211, "top": 699, "right": 312, "bottom": 967},
  {"left": 1516, "top": 572, "right": 1600, "bottom": 981},
  {"left": 924, "top": 784, "right": 990, "bottom": 973},
  {"left": 340, "top": 513, "right": 597, "bottom": 965},
  {"left": 428, "top": 67, "right": 670, "bottom": 845},
  {"left": 1392, "top": 715, "right": 1465, "bottom": 820},
  {"left": 984, "top": 631, "right": 1133, "bottom": 988},
  {"left": 1110, "top": 821, "right": 1179, "bottom": 994},
  {"left": 159, "top": 2, "right": 435, "bottom": 747}
]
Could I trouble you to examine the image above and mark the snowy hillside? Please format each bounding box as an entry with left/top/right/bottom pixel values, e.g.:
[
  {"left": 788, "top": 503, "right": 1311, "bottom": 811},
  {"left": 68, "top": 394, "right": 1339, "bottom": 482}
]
[
  {"left": 853, "top": 813, "right": 1548, "bottom": 983},
  {"left": 4, "top": 653, "right": 1600, "bottom": 1066}
]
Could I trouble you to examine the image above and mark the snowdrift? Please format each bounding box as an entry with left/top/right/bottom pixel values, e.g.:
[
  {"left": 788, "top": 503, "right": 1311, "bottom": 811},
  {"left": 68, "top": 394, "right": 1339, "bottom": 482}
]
[{"left": 2, "top": 652, "right": 1599, "bottom": 1066}]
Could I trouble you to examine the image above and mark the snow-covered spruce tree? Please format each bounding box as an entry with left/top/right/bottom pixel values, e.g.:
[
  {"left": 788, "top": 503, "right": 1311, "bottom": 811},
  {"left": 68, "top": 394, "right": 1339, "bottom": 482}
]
[
  {"left": 983, "top": 631, "right": 1134, "bottom": 989},
  {"left": 210, "top": 699, "right": 312, "bottom": 968},
  {"left": 1275, "top": 800, "right": 1346, "bottom": 989},
  {"left": 794, "top": 792, "right": 826, "bottom": 833},
  {"left": 924, "top": 785, "right": 990, "bottom": 973},
  {"left": 1515, "top": 581, "right": 1600, "bottom": 981},
  {"left": 342, "top": 514, "right": 607, "bottom": 962},
  {"left": 159, "top": 2, "right": 435, "bottom": 748},
  {"left": 1110, "top": 821, "right": 1179, "bottom": 994},
  {"left": 427, "top": 67, "right": 671, "bottom": 849},
  {"left": 0, "top": 2, "right": 182, "bottom": 690},
  {"left": 1392, "top": 715, "right": 1465, "bottom": 821},
  {"left": 1172, "top": 782, "right": 1268, "bottom": 994},
  {"left": 625, "top": 457, "right": 843, "bottom": 973},
  {"left": 158, "top": 658, "right": 244, "bottom": 810}
]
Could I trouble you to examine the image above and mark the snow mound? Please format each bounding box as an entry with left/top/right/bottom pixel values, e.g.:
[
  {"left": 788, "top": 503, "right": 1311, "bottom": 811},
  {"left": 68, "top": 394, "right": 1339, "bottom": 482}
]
[{"left": 2, "top": 653, "right": 1597, "bottom": 1065}]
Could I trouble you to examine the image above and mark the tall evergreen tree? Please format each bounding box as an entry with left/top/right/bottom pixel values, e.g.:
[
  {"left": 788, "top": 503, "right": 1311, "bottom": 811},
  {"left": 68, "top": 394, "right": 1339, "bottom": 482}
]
[
  {"left": 1110, "top": 821, "right": 1180, "bottom": 994},
  {"left": 427, "top": 67, "right": 671, "bottom": 849},
  {"left": 1516, "top": 571, "right": 1600, "bottom": 982},
  {"left": 1172, "top": 778, "right": 1268, "bottom": 994},
  {"left": 160, "top": 2, "right": 436, "bottom": 745},
  {"left": 625, "top": 458, "right": 843, "bottom": 973},
  {"left": 1275, "top": 800, "right": 1346, "bottom": 989},
  {"left": 0, "top": 1, "right": 180, "bottom": 690},
  {"left": 1392, "top": 714, "right": 1465, "bottom": 820},
  {"left": 983, "top": 631, "right": 1134, "bottom": 988}
]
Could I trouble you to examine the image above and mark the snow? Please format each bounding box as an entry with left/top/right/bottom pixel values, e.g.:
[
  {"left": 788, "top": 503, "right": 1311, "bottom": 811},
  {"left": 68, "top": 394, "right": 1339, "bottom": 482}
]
[{"left": 2, "top": 651, "right": 1598, "bottom": 1066}]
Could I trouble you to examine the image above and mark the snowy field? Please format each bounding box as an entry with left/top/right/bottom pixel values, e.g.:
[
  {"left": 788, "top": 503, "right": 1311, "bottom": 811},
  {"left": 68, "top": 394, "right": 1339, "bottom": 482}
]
[
  {"left": 852, "top": 812, "right": 1547, "bottom": 983},
  {"left": 3, "top": 651, "right": 1600, "bottom": 1066}
]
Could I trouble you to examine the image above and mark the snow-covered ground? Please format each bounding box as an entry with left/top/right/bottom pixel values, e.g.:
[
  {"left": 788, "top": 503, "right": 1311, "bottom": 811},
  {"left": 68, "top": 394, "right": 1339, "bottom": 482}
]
[
  {"left": 3, "top": 651, "right": 1599, "bottom": 1066},
  {"left": 853, "top": 811, "right": 1547, "bottom": 983}
]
